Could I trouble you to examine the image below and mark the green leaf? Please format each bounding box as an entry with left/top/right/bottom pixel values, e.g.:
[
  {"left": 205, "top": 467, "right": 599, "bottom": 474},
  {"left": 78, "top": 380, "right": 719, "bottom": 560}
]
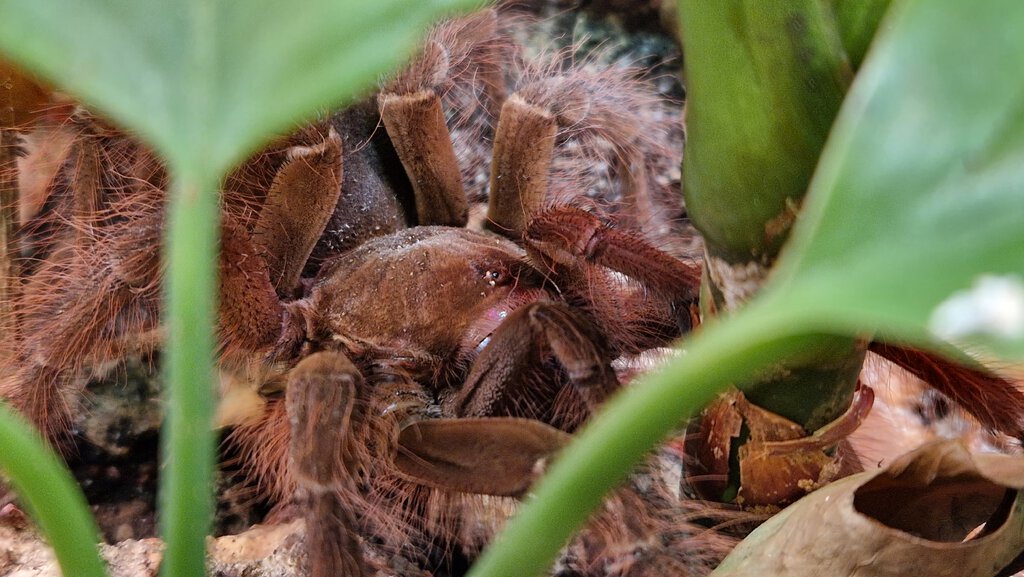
[
  {"left": 767, "top": 0, "right": 1024, "bottom": 358},
  {"left": 0, "top": 403, "right": 108, "bottom": 577},
  {"left": 0, "top": 0, "right": 480, "bottom": 175}
]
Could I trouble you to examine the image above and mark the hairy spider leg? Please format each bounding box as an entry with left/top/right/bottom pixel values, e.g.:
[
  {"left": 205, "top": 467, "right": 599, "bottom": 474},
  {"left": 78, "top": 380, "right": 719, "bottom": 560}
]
[
  {"left": 252, "top": 130, "right": 343, "bottom": 298},
  {"left": 379, "top": 9, "right": 508, "bottom": 228},
  {"left": 286, "top": 351, "right": 368, "bottom": 577},
  {"left": 869, "top": 341, "right": 1024, "bottom": 439},
  {"left": 449, "top": 300, "right": 617, "bottom": 431}
]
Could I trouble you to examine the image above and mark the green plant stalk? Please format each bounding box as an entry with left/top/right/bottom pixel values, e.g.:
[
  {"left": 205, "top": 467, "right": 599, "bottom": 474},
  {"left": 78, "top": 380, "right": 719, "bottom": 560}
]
[
  {"left": 0, "top": 403, "right": 108, "bottom": 577},
  {"left": 680, "top": 0, "right": 863, "bottom": 431},
  {"left": 159, "top": 170, "right": 219, "bottom": 577},
  {"left": 468, "top": 302, "right": 813, "bottom": 577},
  {"left": 681, "top": 0, "right": 851, "bottom": 263},
  {"left": 833, "top": 0, "right": 892, "bottom": 69}
]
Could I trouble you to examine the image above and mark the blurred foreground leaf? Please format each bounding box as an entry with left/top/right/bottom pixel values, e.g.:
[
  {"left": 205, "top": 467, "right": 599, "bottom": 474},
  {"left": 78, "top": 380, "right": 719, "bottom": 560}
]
[
  {"left": 0, "top": 0, "right": 480, "bottom": 174},
  {"left": 0, "top": 404, "right": 107, "bottom": 577},
  {"left": 765, "top": 0, "right": 1024, "bottom": 358}
]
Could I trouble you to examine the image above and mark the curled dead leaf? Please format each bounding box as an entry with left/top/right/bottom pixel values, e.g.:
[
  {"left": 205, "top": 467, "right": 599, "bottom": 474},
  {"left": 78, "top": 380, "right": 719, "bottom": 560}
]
[
  {"left": 684, "top": 388, "right": 746, "bottom": 500},
  {"left": 686, "top": 385, "right": 872, "bottom": 508},
  {"left": 711, "top": 439, "right": 1024, "bottom": 577}
]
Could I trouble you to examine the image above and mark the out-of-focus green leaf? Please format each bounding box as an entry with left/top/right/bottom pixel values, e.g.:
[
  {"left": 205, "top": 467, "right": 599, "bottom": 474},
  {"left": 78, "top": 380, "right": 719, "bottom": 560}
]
[
  {"left": 0, "top": 0, "right": 480, "bottom": 175},
  {"left": 0, "top": 404, "right": 107, "bottom": 577},
  {"left": 766, "top": 0, "right": 1024, "bottom": 358},
  {"left": 680, "top": 0, "right": 861, "bottom": 451}
]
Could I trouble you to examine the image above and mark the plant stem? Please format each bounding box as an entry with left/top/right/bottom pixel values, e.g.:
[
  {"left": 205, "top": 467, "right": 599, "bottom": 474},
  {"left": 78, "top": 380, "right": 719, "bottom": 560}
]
[
  {"left": 467, "top": 302, "right": 810, "bottom": 577},
  {"left": 834, "top": 0, "right": 893, "bottom": 69},
  {"left": 0, "top": 403, "right": 108, "bottom": 577},
  {"left": 681, "top": 0, "right": 863, "bottom": 431},
  {"left": 159, "top": 169, "right": 218, "bottom": 577},
  {"left": 681, "top": 0, "right": 851, "bottom": 264}
]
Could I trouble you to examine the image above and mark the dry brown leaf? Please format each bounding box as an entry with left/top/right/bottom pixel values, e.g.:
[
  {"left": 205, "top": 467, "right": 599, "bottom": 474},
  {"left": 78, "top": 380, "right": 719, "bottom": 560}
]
[
  {"left": 687, "top": 385, "right": 871, "bottom": 508},
  {"left": 711, "top": 439, "right": 1024, "bottom": 577}
]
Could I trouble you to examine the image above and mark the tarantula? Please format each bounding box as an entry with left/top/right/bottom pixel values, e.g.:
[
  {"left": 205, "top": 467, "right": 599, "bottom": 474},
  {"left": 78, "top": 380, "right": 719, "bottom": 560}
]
[
  {"left": 10, "top": 6, "right": 1023, "bottom": 576},
  {"left": 2, "top": 9, "right": 735, "bottom": 576}
]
